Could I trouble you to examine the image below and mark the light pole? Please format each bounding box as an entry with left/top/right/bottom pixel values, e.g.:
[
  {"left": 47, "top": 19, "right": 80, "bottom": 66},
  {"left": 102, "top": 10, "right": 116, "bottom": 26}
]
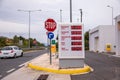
[
  {"left": 18, "top": 9, "right": 41, "bottom": 48},
  {"left": 107, "top": 5, "right": 113, "bottom": 25},
  {"left": 70, "top": 0, "right": 72, "bottom": 22},
  {"left": 79, "top": 9, "right": 83, "bottom": 23},
  {"left": 60, "top": 9, "right": 62, "bottom": 22}
]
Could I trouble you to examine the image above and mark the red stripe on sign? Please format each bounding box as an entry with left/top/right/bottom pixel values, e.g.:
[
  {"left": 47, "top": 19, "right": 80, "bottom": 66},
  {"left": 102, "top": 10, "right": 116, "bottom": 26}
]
[
  {"left": 71, "top": 31, "right": 82, "bottom": 35},
  {"left": 71, "top": 47, "right": 82, "bottom": 51},
  {"left": 71, "top": 26, "right": 82, "bottom": 29},
  {"left": 71, "top": 36, "right": 82, "bottom": 40},
  {"left": 71, "top": 42, "right": 82, "bottom": 45}
]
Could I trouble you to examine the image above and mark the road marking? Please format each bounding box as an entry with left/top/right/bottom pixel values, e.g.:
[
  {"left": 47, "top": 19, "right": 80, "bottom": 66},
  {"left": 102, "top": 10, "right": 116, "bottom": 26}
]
[
  {"left": 18, "top": 63, "right": 25, "bottom": 67},
  {"left": 6, "top": 68, "right": 15, "bottom": 73}
]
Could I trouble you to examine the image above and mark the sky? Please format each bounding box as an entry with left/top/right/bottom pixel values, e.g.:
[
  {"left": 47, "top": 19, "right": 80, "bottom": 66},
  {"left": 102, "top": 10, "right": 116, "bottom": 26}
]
[{"left": 0, "top": 0, "right": 120, "bottom": 44}]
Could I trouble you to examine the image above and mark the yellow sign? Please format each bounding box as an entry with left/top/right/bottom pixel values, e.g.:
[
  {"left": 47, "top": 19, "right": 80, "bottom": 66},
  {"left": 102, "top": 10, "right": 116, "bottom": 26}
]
[
  {"left": 51, "top": 45, "right": 56, "bottom": 54},
  {"left": 106, "top": 44, "right": 111, "bottom": 52}
]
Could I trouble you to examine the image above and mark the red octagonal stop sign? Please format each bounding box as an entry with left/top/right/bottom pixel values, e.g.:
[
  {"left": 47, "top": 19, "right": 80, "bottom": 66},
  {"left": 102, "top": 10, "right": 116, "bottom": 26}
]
[{"left": 45, "top": 18, "right": 56, "bottom": 32}]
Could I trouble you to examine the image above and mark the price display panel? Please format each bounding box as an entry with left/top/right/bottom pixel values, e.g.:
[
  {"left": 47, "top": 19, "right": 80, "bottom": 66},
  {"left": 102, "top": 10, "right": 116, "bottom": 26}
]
[{"left": 59, "top": 23, "right": 85, "bottom": 59}]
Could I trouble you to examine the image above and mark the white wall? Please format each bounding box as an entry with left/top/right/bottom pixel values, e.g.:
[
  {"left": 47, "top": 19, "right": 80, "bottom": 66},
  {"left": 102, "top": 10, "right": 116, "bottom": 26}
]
[
  {"left": 115, "top": 15, "right": 120, "bottom": 55},
  {"left": 89, "top": 25, "right": 115, "bottom": 52},
  {"left": 99, "top": 25, "right": 115, "bottom": 52},
  {"left": 89, "top": 27, "right": 99, "bottom": 52}
]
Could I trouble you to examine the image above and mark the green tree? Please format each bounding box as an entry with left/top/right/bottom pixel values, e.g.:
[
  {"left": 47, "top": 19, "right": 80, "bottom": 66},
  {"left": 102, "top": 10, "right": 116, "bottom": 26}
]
[
  {"left": 23, "top": 39, "right": 28, "bottom": 48},
  {"left": 0, "top": 37, "right": 7, "bottom": 47},
  {"left": 19, "top": 36, "right": 25, "bottom": 40},
  {"left": 84, "top": 31, "right": 89, "bottom": 50},
  {"left": 13, "top": 35, "right": 19, "bottom": 45}
]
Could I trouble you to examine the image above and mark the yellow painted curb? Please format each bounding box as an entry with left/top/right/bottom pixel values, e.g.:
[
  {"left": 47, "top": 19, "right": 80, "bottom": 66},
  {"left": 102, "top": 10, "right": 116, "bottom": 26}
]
[{"left": 28, "top": 63, "right": 92, "bottom": 75}]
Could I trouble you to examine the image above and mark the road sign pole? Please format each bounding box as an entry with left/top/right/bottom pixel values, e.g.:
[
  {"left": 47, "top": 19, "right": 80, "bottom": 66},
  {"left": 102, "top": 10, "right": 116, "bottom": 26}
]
[
  {"left": 50, "top": 39, "right": 52, "bottom": 65},
  {"left": 45, "top": 18, "right": 56, "bottom": 65},
  {"left": 47, "top": 32, "right": 54, "bottom": 65}
]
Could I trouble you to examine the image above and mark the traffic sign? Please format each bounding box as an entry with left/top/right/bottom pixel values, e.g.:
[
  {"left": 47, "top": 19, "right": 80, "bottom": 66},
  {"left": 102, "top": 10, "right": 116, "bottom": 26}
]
[
  {"left": 48, "top": 32, "right": 54, "bottom": 39},
  {"left": 52, "top": 40, "right": 56, "bottom": 44},
  {"left": 45, "top": 18, "right": 56, "bottom": 32}
]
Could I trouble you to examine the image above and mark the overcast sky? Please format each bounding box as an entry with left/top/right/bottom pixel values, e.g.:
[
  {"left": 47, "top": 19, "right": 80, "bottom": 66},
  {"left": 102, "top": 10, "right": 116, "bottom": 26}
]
[{"left": 0, "top": 0, "right": 120, "bottom": 43}]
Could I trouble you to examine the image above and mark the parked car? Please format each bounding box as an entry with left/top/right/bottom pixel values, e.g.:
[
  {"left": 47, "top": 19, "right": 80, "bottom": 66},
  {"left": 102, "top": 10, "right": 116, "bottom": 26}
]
[{"left": 0, "top": 46, "right": 23, "bottom": 58}]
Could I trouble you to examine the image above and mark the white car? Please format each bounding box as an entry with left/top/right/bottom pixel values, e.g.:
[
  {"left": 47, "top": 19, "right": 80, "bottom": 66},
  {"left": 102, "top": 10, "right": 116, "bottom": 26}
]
[{"left": 0, "top": 46, "right": 23, "bottom": 58}]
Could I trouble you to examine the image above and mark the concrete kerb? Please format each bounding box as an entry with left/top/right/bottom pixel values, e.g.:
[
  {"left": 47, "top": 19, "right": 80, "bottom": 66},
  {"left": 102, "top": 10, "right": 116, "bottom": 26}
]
[{"left": 28, "top": 63, "right": 92, "bottom": 75}]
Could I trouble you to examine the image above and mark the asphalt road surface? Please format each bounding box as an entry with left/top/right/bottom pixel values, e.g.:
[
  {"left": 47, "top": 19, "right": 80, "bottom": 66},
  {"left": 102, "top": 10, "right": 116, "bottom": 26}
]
[
  {"left": 0, "top": 50, "right": 48, "bottom": 79},
  {"left": 71, "top": 51, "right": 120, "bottom": 80}
]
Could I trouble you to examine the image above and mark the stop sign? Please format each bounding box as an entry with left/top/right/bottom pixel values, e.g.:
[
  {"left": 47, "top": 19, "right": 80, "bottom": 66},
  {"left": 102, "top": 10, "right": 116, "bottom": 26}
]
[{"left": 45, "top": 18, "right": 56, "bottom": 32}]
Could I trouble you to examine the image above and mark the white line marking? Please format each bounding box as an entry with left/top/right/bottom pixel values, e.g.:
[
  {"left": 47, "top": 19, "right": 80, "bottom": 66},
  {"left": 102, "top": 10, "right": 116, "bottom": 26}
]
[
  {"left": 6, "top": 68, "right": 15, "bottom": 73},
  {"left": 18, "top": 63, "right": 25, "bottom": 67}
]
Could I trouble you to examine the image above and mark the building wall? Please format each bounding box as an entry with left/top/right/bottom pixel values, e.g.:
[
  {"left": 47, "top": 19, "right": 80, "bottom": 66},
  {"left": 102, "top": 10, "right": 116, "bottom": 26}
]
[
  {"left": 115, "top": 15, "right": 120, "bottom": 55},
  {"left": 89, "top": 25, "right": 115, "bottom": 52},
  {"left": 99, "top": 25, "right": 115, "bottom": 52},
  {"left": 89, "top": 27, "right": 99, "bottom": 52}
]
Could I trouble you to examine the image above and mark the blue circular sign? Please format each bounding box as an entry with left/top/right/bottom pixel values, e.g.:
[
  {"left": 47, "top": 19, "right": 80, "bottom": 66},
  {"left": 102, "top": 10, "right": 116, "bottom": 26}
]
[{"left": 48, "top": 32, "right": 54, "bottom": 39}]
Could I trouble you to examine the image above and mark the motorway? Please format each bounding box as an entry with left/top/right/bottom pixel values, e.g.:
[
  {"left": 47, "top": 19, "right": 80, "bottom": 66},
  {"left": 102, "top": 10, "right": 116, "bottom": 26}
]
[
  {"left": 71, "top": 51, "right": 120, "bottom": 80},
  {"left": 0, "top": 50, "right": 48, "bottom": 79}
]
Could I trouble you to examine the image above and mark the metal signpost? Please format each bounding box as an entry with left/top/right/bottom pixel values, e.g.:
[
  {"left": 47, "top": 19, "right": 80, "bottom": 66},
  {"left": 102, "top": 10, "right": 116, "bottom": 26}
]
[
  {"left": 48, "top": 32, "right": 54, "bottom": 64},
  {"left": 45, "top": 18, "right": 56, "bottom": 65},
  {"left": 59, "top": 23, "right": 85, "bottom": 68}
]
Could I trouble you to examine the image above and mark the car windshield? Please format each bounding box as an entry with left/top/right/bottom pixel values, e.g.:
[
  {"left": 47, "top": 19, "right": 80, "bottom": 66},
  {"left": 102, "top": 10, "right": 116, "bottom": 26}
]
[{"left": 1, "top": 47, "right": 13, "bottom": 50}]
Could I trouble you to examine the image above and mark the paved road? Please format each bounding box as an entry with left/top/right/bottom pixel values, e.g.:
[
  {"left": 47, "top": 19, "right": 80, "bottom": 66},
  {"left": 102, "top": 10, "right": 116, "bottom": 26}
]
[
  {"left": 0, "top": 50, "right": 48, "bottom": 79},
  {"left": 71, "top": 51, "right": 120, "bottom": 80}
]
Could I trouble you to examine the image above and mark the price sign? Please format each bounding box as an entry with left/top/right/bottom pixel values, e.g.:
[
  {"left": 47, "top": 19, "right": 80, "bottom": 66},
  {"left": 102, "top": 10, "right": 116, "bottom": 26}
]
[{"left": 59, "top": 23, "right": 84, "bottom": 58}]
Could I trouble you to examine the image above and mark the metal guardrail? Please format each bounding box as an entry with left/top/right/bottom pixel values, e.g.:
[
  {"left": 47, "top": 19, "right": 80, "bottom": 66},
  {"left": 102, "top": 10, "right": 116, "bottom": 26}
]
[{"left": 22, "top": 47, "right": 46, "bottom": 52}]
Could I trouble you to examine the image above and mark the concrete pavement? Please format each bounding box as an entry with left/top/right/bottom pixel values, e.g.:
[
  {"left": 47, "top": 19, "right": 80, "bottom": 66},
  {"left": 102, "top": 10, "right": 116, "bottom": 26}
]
[{"left": 2, "top": 66, "right": 71, "bottom": 80}]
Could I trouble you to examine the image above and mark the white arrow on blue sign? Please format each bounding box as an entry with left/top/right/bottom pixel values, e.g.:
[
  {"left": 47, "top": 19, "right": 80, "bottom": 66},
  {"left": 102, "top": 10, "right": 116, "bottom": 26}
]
[{"left": 48, "top": 32, "right": 54, "bottom": 39}]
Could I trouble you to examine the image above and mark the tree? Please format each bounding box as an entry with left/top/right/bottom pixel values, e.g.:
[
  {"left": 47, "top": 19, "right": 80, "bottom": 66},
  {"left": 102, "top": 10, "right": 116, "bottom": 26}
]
[
  {"left": 0, "top": 37, "right": 7, "bottom": 47},
  {"left": 19, "top": 36, "right": 25, "bottom": 40},
  {"left": 84, "top": 31, "right": 89, "bottom": 50},
  {"left": 13, "top": 35, "right": 19, "bottom": 45}
]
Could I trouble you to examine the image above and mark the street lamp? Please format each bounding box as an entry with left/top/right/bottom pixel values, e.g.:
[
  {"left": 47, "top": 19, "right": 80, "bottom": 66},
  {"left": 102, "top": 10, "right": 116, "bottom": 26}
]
[
  {"left": 18, "top": 9, "right": 41, "bottom": 48},
  {"left": 107, "top": 5, "right": 113, "bottom": 25},
  {"left": 79, "top": 9, "right": 83, "bottom": 23}
]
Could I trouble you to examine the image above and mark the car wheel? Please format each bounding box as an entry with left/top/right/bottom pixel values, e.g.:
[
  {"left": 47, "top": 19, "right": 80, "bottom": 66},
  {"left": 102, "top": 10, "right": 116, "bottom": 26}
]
[
  {"left": 13, "top": 53, "right": 17, "bottom": 58},
  {"left": 20, "top": 52, "right": 23, "bottom": 57}
]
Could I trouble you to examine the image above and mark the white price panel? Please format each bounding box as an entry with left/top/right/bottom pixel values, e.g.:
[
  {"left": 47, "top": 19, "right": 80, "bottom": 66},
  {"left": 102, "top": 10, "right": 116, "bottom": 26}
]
[{"left": 59, "top": 23, "right": 85, "bottom": 59}]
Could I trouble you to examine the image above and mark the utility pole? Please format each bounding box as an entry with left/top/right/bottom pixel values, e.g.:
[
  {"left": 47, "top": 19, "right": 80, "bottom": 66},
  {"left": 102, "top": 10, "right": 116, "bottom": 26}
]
[
  {"left": 18, "top": 9, "right": 41, "bottom": 48},
  {"left": 79, "top": 9, "right": 83, "bottom": 23},
  {"left": 70, "top": 0, "right": 72, "bottom": 22},
  {"left": 60, "top": 9, "right": 62, "bottom": 22},
  {"left": 107, "top": 5, "right": 113, "bottom": 25}
]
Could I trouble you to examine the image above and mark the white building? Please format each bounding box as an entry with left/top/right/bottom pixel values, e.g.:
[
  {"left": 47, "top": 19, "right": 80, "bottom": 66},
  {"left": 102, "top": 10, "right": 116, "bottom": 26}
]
[
  {"left": 89, "top": 25, "right": 116, "bottom": 52},
  {"left": 115, "top": 15, "right": 120, "bottom": 56}
]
